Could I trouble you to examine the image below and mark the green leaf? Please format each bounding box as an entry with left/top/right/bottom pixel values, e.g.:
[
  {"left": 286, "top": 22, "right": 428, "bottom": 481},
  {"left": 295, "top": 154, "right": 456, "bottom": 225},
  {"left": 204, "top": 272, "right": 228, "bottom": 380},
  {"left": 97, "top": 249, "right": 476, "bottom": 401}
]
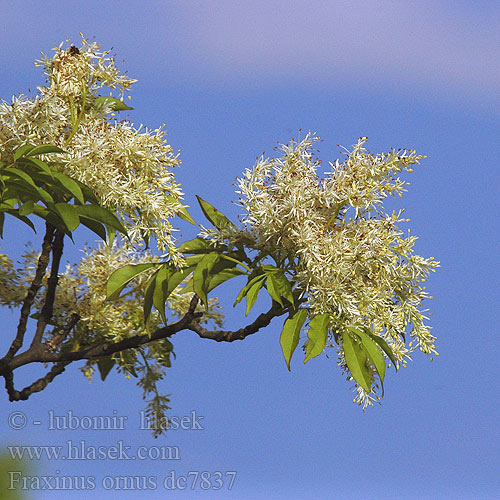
[
  {"left": 193, "top": 252, "right": 220, "bottom": 306},
  {"left": 31, "top": 205, "right": 69, "bottom": 233},
  {"left": 26, "top": 145, "right": 66, "bottom": 157},
  {"left": 179, "top": 275, "right": 194, "bottom": 294},
  {"left": 54, "top": 203, "right": 80, "bottom": 232},
  {"left": 10, "top": 177, "right": 55, "bottom": 205},
  {"left": 176, "top": 205, "right": 196, "bottom": 225},
  {"left": 79, "top": 216, "right": 107, "bottom": 240},
  {"left": 266, "top": 273, "right": 283, "bottom": 307},
  {"left": 206, "top": 267, "right": 245, "bottom": 293},
  {"left": 95, "top": 96, "right": 134, "bottom": 111},
  {"left": 14, "top": 144, "right": 36, "bottom": 160},
  {"left": 106, "top": 263, "right": 161, "bottom": 300},
  {"left": 349, "top": 327, "right": 386, "bottom": 386},
  {"left": 263, "top": 267, "right": 294, "bottom": 307},
  {"left": 0, "top": 181, "right": 37, "bottom": 201},
  {"left": 184, "top": 253, "right": 210, "bottom": 267},
  {"left": 52, "top": 172, "right": 84, "bottom": 204},
  {"left": 304, "top": 313, "right": 330, "bottom": 363},
  {"left": 0, "top": 199, "right": 17, "bottom": 210},
  {"left": 18, "top": 156, "right": 54, "bottom": 177},
  {"left": 76, "top": 205, "right": 127, "bottom": 235},
  {"left": 37, "top": 187, "right": 55, "bottom": 205},
  {"left": 165, "top": 196, "right": 196, "bottom": 225},
  {"left": 233, "top": 273, "right": 266, "bottom": 306},
  {"left": 245, "top": 277, "right": 266, "bottom": 316},
  {"left": 4, "top": 209, "right": 36, "bottom": 233},
  {"left": 178, "top": 237, "right": 216, "bottom": 254},
  {"left": 153, "top": 265, "right": 171, "bottom": 324},
  {"left": 280, "top": 309, "right": 308, "bottom": 371},
  {"left": 106, "top": 228, "right": 117, "bottom": 247},
  {"left": 75, "top": 180, "right": 99, "bottom": 204},
  {"left": 363, "top": 327, "right": 398, "bottom": 370},
  {"left": 97, "top": 356, "right": 115, "bottom": 381},
  {"left": 4, "top": 167, "right": 38, "bottom": 189},
  {"left": 144, "top": 269, "right": 160, "bottom": 324},
  {"left": 341, "top": 331, "right": 373, "bottom": 393},
  {"left": 161, "top": 266, "right": 193, "bottom": 298},
  {"left": 193, "top": 253, "right": 239, "bottom": 299},
  {"left": 19, "top": 200, "right": 35, "bottom": 216},
  {"left": 196, "top": 195, "right": 236, "bottom": 230}
]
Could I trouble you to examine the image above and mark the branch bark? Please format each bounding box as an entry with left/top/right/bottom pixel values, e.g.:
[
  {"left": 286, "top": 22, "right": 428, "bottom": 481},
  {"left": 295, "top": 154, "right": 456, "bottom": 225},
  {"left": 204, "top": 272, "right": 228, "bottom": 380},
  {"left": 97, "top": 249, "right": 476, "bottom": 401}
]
[
  {"left": 4, "top": 223, "right": 55, "bottom": 362},
  {"left": 1, "top": 295, "right": 287, "bottom": 402},
  {"left": 31, "top": 228, "right": 65, "bottom": 347},
  {"left": 5, "top": 361, "right": 71, "bottom": 402},
  {"left": 187, "top": 299, "right": 287, "bottom": 341}
]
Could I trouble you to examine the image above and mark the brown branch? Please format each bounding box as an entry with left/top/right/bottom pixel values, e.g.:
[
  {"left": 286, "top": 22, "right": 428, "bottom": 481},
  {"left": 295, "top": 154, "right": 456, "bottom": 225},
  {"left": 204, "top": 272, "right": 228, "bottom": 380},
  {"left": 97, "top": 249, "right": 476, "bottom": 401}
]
[
  {"left": 4, "top": 223, "right": 55, "bottom": 361},
  {"left": 8, "top": 296, "right": 286, "bottom": 370},
  {"left": 3, "top": 368, "right": 16, "bottom": 400},
  {"left": 47, "top": 313, "right": 80, "bottom": 350},
  {"left": 186, "top": 299, "right": 287, "bottom": 341},
  {"left": 2, "top": 295, "right": 286, "bottom": 402},
  {"left": 31, "top": 229, "right": 65, "bottom": 347},
  {"left": 8, "top": 296, "right": 203, "bottom": 369},
  {"left": 5, "top": 361, "right": 71, "bottom": 402}
]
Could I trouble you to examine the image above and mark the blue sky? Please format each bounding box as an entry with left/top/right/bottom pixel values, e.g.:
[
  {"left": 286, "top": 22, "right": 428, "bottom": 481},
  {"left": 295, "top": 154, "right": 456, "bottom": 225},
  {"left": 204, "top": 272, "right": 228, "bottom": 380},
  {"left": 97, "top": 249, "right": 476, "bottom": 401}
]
[{"left": 1, "top": 1, "right": 499, "bottom": 499}]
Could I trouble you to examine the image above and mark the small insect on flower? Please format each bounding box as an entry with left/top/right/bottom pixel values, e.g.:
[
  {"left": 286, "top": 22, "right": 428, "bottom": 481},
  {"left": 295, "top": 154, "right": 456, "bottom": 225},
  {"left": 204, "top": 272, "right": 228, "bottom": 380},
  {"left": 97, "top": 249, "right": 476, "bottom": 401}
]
[{"left": 68, "top": 45, "right": 80, "bottom": 56}]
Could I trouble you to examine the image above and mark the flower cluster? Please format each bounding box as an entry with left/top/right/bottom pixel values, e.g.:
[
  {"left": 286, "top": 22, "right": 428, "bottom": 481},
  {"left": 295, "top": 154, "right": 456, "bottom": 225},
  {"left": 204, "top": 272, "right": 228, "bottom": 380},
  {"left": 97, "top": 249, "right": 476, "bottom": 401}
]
[
  {"left": 214, "top": 134, "right": 438, "bottom": 405},
  {"left": 39, "top": 37, "right": 136, "bottom": 99},
  {"left": 0, "top": 36, "right": 183, "bottom": 261}
]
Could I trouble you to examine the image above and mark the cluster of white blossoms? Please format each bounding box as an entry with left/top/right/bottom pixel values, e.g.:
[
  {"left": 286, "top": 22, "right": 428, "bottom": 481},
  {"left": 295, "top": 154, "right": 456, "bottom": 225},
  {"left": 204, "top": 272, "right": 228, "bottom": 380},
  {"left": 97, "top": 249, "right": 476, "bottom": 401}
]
[
  {"left": 0, "top": 36, "right": 184, "bottom": 261},
  {"left": 54, "top": 243, "right": 222, "bottom": 354},
  {"left": 219, "top": 133, "right": 438, "bottom": 401}
]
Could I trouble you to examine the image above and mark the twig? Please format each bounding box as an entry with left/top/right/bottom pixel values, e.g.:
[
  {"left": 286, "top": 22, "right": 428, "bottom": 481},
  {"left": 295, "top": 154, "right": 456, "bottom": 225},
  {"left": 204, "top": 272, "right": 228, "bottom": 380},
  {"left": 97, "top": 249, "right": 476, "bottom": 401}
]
[
  {"left": 6, "top": 361, "right": 71, "bottom": 402},
  {"left": 31, "top": 229, "right": 65, "bottom": 347},
  {"left": 46, "top": 313, "right": 80, "bottom": 350},
  {"left": 4, "top": 223, "right": 55, "bottom": 361},
  {"left": 187, "top": 299, "right": 286, "bottom": 341}
]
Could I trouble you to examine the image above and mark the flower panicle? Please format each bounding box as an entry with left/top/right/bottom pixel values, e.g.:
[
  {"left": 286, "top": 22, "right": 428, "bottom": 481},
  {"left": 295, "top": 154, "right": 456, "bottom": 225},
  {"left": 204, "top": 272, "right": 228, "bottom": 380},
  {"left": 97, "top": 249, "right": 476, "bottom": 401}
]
[
  {"left": 1, "top": 37, "right": 185, "bottom": 263},
  {"left": 36, "top": 35, "right": 137, "bottom": 99},
  {"left": 229, "top": 133, "right": 439, "bottom": 404}
]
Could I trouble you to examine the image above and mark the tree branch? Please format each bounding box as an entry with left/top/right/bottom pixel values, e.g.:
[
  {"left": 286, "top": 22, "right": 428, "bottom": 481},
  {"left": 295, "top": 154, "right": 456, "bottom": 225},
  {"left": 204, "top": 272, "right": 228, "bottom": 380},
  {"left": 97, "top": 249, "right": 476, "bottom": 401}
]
[
  {"left": 5, "top": 361, "right": 71, "bottom": 402},
  {"left": 1, "top": 295, "right": 287, "bottom": 402},
  {"left": 47, "top": 312, "right": 81, "bottom": 350},
  {"left": 7, "top": 296, "right": 203, "bottom": 369},
  {"left": 31, "top": 229, "right": 65, "bottom": 347},
  {"left": 187, "top": 299, "right": 287, "bottom": 341},
  {"left": 4, "top": 223, "right": 55, "bottom": 362}
]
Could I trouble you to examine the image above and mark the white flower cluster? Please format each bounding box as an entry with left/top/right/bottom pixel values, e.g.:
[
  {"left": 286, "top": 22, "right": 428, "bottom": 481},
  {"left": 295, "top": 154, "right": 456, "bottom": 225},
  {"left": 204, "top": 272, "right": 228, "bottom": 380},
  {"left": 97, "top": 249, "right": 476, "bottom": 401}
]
[
  {"left": 0, "top": 36, "right": 183, "bottom": 261},
  {"left": 39, "top": 37, "right": 136, "bottom": 99},
  {"left": 233, "top": 134, "right": 438, "bottom": 395},
  {"left": 54, "top": 243, "right": 222, "bottom": 346}
]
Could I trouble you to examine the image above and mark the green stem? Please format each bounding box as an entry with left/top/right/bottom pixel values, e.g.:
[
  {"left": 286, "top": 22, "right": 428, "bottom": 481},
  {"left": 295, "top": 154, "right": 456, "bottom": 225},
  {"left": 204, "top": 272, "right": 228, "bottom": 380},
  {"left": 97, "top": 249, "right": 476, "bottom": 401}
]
[{"left": 219, "top": 254, "right": 251, "bottom": 272}]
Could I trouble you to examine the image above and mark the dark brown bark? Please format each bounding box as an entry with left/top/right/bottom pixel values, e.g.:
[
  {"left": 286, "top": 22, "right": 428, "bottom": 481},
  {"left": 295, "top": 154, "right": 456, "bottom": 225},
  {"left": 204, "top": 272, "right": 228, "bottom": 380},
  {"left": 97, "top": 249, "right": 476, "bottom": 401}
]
[
  {"left": 1, "top": 292, "right": 286, "bottom": 401},
  {"left": 31, "top": 228, "right": 65, "bottom": 347},
  {"left": 4, "top": 223, "right": 55, "bottom": 362}
]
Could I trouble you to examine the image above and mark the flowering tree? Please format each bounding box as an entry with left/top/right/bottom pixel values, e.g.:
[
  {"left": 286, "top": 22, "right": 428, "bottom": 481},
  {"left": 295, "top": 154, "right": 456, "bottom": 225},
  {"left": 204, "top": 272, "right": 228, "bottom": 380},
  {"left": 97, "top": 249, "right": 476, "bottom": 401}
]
[{"left": 0, "top": 38, "right": 438, "bottom": 435}]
